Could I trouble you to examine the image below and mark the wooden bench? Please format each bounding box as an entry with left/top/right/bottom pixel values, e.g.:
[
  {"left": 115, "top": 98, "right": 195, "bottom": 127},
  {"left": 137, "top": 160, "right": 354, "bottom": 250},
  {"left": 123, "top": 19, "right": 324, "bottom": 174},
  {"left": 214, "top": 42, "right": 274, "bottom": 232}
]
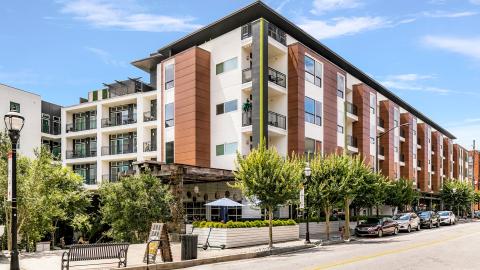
[{"left": 61, "top": 243, "right": 129, "bottom": 270}]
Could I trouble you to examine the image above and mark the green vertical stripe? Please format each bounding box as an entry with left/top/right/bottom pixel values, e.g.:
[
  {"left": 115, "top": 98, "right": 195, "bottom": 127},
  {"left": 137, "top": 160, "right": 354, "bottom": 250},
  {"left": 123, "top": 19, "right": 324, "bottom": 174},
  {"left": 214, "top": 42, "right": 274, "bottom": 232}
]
[{"left": 259, "top": 19, "right": 265, "bottom": 145}]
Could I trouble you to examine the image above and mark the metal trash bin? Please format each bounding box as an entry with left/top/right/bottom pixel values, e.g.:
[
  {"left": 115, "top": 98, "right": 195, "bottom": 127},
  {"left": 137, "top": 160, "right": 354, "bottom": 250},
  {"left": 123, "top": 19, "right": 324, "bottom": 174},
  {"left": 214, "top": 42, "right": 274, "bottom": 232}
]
[{"left": 180, "top": 234, "right": 198, "bottom": 260}]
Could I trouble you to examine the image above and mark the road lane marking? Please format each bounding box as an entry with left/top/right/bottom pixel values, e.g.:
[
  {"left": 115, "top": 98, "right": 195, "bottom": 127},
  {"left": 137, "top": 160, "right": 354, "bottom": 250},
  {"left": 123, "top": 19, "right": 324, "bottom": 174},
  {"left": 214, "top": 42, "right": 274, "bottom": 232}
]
[{"left": 310, "top": 231, "right": 480, "bottom": 270}]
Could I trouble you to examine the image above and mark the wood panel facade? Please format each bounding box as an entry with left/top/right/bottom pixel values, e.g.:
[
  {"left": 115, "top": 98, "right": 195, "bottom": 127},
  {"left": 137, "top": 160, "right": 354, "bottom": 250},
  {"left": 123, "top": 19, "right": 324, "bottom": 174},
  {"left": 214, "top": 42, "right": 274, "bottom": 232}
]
[
  {"left": 352, "top": 83, "right": 374, "bottom": 167},
  {"left": 400, "top": 113, "right": 415, "bottom": 180},
  {"left": 287, "top": 43, "right": 305, "bottom": 155}
]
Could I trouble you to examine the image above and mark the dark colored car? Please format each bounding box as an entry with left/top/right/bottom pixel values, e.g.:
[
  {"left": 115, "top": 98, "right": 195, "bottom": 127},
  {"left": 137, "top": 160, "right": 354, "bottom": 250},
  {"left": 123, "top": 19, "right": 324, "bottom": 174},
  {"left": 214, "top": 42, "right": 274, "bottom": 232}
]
[
  {"left": 355, "top": 217, "right": 398, "bottom": 237},
  {"left": 418, "top": 211, "right": 440, "bottom": 229}
]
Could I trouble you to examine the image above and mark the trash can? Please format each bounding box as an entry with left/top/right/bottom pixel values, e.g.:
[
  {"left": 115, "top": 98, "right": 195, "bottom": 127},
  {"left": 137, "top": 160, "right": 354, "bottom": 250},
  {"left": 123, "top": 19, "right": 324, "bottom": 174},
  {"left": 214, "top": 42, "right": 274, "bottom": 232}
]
[{"left": 180, "top": 234, "right": 198, "bottom": 260}]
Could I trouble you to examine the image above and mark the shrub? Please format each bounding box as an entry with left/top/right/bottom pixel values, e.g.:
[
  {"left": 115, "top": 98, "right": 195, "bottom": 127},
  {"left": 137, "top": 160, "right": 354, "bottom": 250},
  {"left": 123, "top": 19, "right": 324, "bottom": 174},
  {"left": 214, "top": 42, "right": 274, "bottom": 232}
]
[{"left": 192, "top": 219, "right": 297, "bottom": 228}]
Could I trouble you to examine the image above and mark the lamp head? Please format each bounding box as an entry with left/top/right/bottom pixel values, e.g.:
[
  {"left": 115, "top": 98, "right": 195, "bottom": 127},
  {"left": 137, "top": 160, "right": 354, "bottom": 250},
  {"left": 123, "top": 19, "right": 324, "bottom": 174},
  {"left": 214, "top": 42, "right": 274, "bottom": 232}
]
[
  {"left": 304, "top": 163, "right": 311, "bottom": 177},
  {"left": 4, "top": 112, "right": 24, "bottom": 142}
]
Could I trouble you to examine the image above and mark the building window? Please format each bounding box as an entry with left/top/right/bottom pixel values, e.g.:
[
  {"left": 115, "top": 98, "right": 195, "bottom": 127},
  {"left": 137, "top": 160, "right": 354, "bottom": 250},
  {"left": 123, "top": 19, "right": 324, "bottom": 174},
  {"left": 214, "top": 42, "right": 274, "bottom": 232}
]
[
  {"left": 165, "top": 64, "right": 174, "bottom": 90},
  {"left": 10, "top": 102, "right": 20, "bottom": 113},
  {"left": 337, "top": 74, "right": 345, "bottom": 98},
  {"left": 53, "top": 116, "right": 60, "bottom": 135},
  {"left": 216, "top": 100, "right": 238, "bottom": 115},
  {"left": 304, "top": 55, "right": 322, "bottom": 87},
  {"left": 337, "top": 111, "right": 344, "bottom": 133},
  {"left": 337, "top": 125, "right": 344, "bottom": 134},
  {"left": 304, "top": 97, "right": 322, "bottom": 126},
  {"left": 216, "top": 142, "right": 238, "bottom": 156},
  {"left": 165, "top": 103, "right": 174, "bottom": 127},
  {"left": 165, "top": 141, "right": 174, "bottom": 164},
  {"left": 216, "top": 57, "right": 238, "bottom": 75},
  {"left": 41, "top": 113, "right": 50, "bottom": 133},
  {"left": 305, "top": 138, "right": 317, "bottom": 159}
]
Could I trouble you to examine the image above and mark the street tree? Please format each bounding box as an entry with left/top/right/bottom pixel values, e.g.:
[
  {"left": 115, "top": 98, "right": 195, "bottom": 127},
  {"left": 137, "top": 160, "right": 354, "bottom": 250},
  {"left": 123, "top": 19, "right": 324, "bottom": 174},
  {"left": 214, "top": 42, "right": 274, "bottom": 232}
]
[
  {"left": 99, "top": 172, "right": 173, "bottom": 243},
  {"left": 385, "top": 178, "right": 418, "bottom": 215},
  {"left": 441, "top": 179, "right": 474, "bottom": 216},
  {"left": 352, "top": 172, "right": 390, "bottom": 220},
  {"left": 233, "top": 142, "right": 303, "bottom": 248}
]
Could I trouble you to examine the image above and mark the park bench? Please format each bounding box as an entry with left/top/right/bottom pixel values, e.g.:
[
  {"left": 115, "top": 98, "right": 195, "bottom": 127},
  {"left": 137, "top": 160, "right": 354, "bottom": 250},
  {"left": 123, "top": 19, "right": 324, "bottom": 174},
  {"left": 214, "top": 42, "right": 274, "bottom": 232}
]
[{"left": 61, "top": 243, "right": 129, "bottom": 270}]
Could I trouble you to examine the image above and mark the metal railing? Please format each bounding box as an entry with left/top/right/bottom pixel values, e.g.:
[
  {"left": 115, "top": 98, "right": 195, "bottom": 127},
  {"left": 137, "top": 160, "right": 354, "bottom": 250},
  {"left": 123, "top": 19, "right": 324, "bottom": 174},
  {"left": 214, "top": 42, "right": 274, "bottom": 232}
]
[
  {"left": 66, "top": 150, "right": 97, "bottom": 159},
  {"left": 66, "top": 119, "right": 97, "bottom": 133},
  {"left": 242, "top": 68, "right": 252, "bottom": 84},
  {"left": 241, "top": 22, "right": 287, "bottom": 46},
  {"left": 347, "top": 135, "right": 358, "bottom": 148},
  {"left": 101, "top": 145, "right": 136, "bottom": 156},
  {"left": 143, "top": 111, "right": 157, "bottom": 122},
  {"left": 84, "top": 176, "right": 97, "bottom": 185},
  {"left": 143, "top": 141, "right": 157, "bottom": 152},
  {"left": 101, "top": 114, "right": 137, "bottom": 127},
  {"left": 241, "top": 67, "right": 286, "bottom": 88},
  {"left": 103, "top": 171, "right": 134, "bottom": 183},
  {"left": 346, "top": 102, "right": 358, "bottom": 116},
  {"left": 268, "top": 111, "right": 286, "bottom": 129},
  {"left": 242, "top": 110, "right": 252, "bottom": 127}
]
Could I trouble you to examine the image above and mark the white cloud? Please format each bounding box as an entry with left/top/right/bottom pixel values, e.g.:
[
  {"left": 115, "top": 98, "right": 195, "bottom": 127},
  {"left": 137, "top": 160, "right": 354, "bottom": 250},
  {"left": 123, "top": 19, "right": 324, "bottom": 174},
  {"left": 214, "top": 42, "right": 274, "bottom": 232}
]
[
  {"left": 275, "top": 0, "right": 291, "bottom": 12},
  {"left": 298, "top": 16, "right": 389, "bottom": 40},
  {"left": 59, "top": 0, "right": 202, "bottom": 32},
  {"left": 470, "top": 0, "right": 480, "bottom": 5},
  {"left": 380, "top": 73, "right": 453, "bottom": 95},
  {"left": 85, "top": 47, "right": 127, "bottom": 67},
  {"left": 423, "top": 36, "right": 480, "bottom": 60},
  {"left": 446, "top": 120, "right": 480, "bottom": 148},
  {"left": 311, "top": 0, "right": 362, "bottom": 14},
  {"left": 423, "top": 10, "right": 478, "bottom": 18}
]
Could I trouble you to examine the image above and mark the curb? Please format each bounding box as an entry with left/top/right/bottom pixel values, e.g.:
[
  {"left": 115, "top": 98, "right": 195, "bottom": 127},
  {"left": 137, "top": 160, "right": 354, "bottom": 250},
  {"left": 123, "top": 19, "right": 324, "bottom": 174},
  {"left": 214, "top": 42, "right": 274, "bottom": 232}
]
[{"left": 113, "top": 244, "right": 316, "bottom": 270}]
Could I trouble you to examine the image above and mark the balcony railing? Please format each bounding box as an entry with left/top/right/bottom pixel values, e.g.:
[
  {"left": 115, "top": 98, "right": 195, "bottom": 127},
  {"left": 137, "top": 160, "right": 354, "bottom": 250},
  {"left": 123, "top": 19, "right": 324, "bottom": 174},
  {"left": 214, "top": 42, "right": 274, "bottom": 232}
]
[
  {"left": 241, "top": 22, "right": 287, "bottom": 46},
  {"left": 101, "top": 144, "right": 136, "bottom": 156},
  {"left": 347, "top": 135, "right": 358, "bottom": 148},
  {"left": 102, "top": 170, "right": 134, "bottom": 183},
  {"left": 101, "top": 114, "right": 137, "bottom": 128},
  {"left": 42, "top": 125, "right": 61, "bottom": 135},
  {"left": 143, "top": 141, "right": 157, "bottom": 152},
  {"left": 66, "top": 119, "right": 97, "bottom": 133},
  {"left": 84, "top": 176, "right": 97, "bottom": 185},
  {"left": 268, "top": 111, "right": 286, "bottom": 130},
  {"left": 143, "top": 111, "right": 157, "bottom": 122},
  {"left": 346, "top": 102, "right": 358, "bottom": 116},
  {"left": 66, "top": 150, "right": 97, "bottom": 159},
  {"left": 268, "top": 67, "right": 286, "bottom": 88},
  {"left": 242, "top": 68, "right": 252, "bottom": 84},
  {"left": 242, "top": 110, "right": 286, "bottom": 130}
]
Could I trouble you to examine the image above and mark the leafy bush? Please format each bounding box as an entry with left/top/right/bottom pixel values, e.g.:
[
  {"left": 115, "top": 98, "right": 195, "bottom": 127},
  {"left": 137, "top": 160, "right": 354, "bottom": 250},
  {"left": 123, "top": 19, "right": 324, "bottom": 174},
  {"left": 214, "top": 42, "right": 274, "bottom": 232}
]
[{"left": 192, "top": 219, "right": 297, "bottom": 228}]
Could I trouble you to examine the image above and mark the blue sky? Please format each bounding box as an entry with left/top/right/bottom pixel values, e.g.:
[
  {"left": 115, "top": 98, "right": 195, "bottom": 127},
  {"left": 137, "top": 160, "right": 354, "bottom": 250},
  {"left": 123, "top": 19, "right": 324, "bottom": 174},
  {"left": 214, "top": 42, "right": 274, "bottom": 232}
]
[{"left": 1, "top": 0, "right": 479, "bottom": 147}]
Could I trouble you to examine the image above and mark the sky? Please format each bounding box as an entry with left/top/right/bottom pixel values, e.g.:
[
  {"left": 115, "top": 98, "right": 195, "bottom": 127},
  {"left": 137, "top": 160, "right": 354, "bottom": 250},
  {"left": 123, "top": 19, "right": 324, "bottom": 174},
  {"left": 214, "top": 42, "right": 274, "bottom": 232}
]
[{"left": 1, "top": 0, "right": 480, "bottom": 148}]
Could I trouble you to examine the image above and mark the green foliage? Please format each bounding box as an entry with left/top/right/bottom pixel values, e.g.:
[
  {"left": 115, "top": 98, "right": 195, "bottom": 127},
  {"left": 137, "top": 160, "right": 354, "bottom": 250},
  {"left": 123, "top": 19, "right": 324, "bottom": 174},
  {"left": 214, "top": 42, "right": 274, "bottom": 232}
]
[
  {"left": 474, "top": 191, "right": 480, "bottom": 204},
  {"left": 441, "top": 179, "right": 474, "bottom": 215},
  {"left": 192, "top": 219, "right": 296, "bottom": 228},
  {"left": 99, "top": 172, "right": 173, "bottom": 243},
  {"left": 385, "top": 178, "right": 418, "bottom": 212},
  {"left": 352, "top": 172, "right": 390, "bottom": 212}
]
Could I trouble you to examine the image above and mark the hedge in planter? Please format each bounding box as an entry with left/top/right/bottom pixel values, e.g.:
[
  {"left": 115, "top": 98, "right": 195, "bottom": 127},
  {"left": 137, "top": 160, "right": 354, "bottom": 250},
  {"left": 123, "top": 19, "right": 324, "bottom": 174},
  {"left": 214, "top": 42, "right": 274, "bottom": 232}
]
[{"left": 192, "top": 219, "right": 296, "bottom": 228}]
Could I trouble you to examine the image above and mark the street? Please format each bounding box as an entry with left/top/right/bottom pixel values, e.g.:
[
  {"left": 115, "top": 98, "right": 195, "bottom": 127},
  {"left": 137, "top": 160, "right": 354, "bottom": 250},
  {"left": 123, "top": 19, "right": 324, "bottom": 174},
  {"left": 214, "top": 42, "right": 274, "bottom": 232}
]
[{"left": 185, "top": 221, "right": 480, "bottom": 270}]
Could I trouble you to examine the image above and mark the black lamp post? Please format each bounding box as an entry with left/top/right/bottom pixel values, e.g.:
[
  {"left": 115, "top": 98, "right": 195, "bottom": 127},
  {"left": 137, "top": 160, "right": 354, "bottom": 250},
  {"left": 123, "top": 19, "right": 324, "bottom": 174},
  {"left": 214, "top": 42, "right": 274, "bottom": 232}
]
[
  {"left": 4, "top": 111, "right": 25, "bottom": 270},
  {"left": 304, "top": 163, "right": 311, "bottom": 244}
]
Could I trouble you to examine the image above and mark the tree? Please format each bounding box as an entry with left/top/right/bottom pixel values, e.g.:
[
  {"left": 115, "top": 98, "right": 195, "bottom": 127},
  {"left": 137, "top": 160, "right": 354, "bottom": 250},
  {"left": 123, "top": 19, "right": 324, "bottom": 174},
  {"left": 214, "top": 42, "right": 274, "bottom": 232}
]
[
  {"left": 352, "top": 172, "right": 389, "bottom": 220},
  {"left": 99, "top": 172, "right": 173, "bottom": 243},
  {"left": 441, "top": 179, "right": 474, "bottom": 216},
  {"left": 385, "top": 178, "right": 418, "bottom": 215},
  {"left": 233, "top": 142, "right": 303, "bottom": 248}
]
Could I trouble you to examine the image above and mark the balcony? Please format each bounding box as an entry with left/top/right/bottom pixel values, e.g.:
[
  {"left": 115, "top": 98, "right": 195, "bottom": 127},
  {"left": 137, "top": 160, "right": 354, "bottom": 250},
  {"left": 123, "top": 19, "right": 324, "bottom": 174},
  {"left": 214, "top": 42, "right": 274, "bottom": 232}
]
[
  {"left": 242, "top": 67, "right": 286, "bottom": 89},
  {"left": 101, "top": 144, "right": 136, "bottom": 156},
  {"left": 66, "top": 150, "right": 97, "bottom": 159},
  {"left": 400, "top": 154, "right": 405, "bottom": 167},
  {"left": 346, "top": 102, "right": 358, "bottom": 122},
  {"left": 400, "top": 128, "right": 406, "bottom": 142},
  {"left": 241, "top": 22, "right": 287, "bottom": 46},
  {"left": 66, "top": 119, "right": 97, "bottom": 133},
  {"left": 84, "top": 176, "right": 97, "bottom": 185},
  {"left": 102, "top": 171, "right": 134, "bottom": 183},
  {"left": 143, "top": 111, "right": 157, "bottom": 122},
  {"left": 378, "top": 146, "right": 385, "bottom": 160},
  {"left": 42, "top": 124, "right": 61, "bottom": 135},
  {"left": 347, "top": 135, "right": 358, "bottom": 153},
  {"left": 417, "top": 160, "right": 422, "bottom": 170},
  {"left": 417, "top": 138, "right": 422, "bottom": 149},
  {"left": 242, "top": 110, "right": 286, "bottom": 130},
  {"left": 143, "top": 141, "right": 157, "bottom": 152},
  {"left": 101, "top": 114, "right": 137, "bottom": 128},
  {"left": 377, "top": 118, "right": 385, "bottom": 132}
]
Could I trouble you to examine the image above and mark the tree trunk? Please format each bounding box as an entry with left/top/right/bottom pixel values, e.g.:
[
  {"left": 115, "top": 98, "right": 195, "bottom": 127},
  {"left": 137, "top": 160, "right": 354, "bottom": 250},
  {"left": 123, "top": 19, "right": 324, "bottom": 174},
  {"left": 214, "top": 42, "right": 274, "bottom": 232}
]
[
  {"left": 51, "top": 220, "right": 58, "bottom": 249},
  {"left": 344, "top": 198, "right": 351, "bottom": 240},
  {"left": 376, "top": 206, "right": 379, "bottom": 217},
  {"left": 325, "top": 206, "right": 331, "bottom": 240},
  {"left": 268, "top": 206, "right": 273, "bottom": 248}
]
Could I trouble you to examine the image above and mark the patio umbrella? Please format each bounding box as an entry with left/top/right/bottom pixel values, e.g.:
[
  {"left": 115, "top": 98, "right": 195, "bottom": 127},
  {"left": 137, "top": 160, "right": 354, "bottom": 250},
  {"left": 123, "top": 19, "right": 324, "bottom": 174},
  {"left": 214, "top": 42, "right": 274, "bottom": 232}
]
[{"left": 205, "top": 198, "right": 245, "bottom": 222}]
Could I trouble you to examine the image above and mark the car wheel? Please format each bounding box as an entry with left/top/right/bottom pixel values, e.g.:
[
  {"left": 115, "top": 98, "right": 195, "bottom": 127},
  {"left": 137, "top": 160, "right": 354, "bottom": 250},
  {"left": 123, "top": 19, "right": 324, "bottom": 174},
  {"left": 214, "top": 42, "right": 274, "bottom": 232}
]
[
  {"left": 378, "top": 230, "right": 383, "bottom": 238},
  {"left": 407, "top": 225, "right": 411, "bottom": 233},
  {"left": 417, "top": 224, "right": 421, "bottom": 231},
  {"left": 394, "top": 227, "right": 399, "bottom": 235},
  {"left": 429, "top": 222, "right": 433, "bottom": 229}
]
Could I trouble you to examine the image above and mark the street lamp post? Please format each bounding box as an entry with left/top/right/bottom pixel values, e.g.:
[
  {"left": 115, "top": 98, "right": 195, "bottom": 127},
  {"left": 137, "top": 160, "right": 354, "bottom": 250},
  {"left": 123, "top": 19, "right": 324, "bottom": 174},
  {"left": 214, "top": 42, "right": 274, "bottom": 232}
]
[
  {"left": 4, "top": 112, "right": 25, "bottom": 270},
  {"left": 304, "top": 164, "right": 312, "bottom": 244}
]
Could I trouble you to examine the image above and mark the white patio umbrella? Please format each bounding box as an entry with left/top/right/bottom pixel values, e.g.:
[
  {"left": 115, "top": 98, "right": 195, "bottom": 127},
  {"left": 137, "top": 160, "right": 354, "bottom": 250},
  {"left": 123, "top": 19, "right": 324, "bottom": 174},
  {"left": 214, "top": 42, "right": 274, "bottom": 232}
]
[{"left": 205, "top": 198, "right": 245, "bottom": 222}]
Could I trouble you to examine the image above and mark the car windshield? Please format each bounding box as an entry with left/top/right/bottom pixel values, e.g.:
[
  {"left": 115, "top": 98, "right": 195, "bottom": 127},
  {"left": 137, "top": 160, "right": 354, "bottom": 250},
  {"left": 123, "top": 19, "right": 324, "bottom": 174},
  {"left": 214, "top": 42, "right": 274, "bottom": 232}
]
[
  {"left": 393, "top": 214, "right": 410, "bottom": 220},
  {"left": 366, "top": 218, "right": 381, "bottom": 224},
  {"left": 419, "top": 212, "right": 430, "bottom": 217},
  {"left": 438, "top": 211, "right": 449, "bottom": 216}
]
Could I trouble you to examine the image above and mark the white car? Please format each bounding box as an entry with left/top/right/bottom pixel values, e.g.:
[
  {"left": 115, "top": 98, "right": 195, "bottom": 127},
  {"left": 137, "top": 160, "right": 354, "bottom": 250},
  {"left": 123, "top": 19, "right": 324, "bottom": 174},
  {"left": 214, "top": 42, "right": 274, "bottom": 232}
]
[
  {"left": 393, "top": 213, "right": 421, "bottom": 232},
  {"left": 438, "top": 211, "right": 456, "bottom": 225}
]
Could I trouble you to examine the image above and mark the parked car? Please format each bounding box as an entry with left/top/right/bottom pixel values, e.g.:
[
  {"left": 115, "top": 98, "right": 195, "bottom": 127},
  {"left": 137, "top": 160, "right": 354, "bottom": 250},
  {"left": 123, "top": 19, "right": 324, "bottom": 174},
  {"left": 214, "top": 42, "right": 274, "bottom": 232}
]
[
  {"left": 393, "top": 212, "right": 420, "bottom": 232},
  {"left": 355, "top": 217, "right": 398, "bottom": 237},
  {"left": 475, "top": 211, "right": 480, "bottom": 219},
  {"left": 438, "top": 211, "right": 456, "bottom": 225},
  {"left": 418, "top": 211, "right": 440, "bottom": 228}
]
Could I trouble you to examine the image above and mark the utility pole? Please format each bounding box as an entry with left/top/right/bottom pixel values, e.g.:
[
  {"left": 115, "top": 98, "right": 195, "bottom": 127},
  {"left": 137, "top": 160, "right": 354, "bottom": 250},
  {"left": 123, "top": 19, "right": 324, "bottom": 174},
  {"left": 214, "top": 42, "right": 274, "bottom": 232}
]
[{"left": 472, "top": 140, "right": 476, "bottom": 219}]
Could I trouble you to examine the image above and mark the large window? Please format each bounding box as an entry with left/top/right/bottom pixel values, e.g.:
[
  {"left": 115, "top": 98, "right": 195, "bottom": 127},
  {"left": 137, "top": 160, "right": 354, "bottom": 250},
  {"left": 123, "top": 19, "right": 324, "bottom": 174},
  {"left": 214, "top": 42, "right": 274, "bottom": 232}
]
[
  {"left": 165, "top": 141, "right": 174, "bottom": 164},
  {"left": 304, "top": 55, "right": 322, "bottom": 87},
  {"left": 337, "top": 111, "right": 344, "bottom": 134},
  {"left": 41, "top": 113, "right": 50, "bottom": 133},
  {"left": 216, "top": 57, "right": 238, "bottom": 75},
  {"left": 10, "top": 102, "right": 20, "bottom": 113},
  {"left": 216, "top": 100, "right": 238, "bottom": 115},
  {"left": 216, "top": 142, "right": 238, "bottom": 156},
  {"left": 305, "top": 97, "right": 322, "bottom": 126},
  {"left": 305, "top": 138, "right": 317, "bottom": 159},
  {"left": 337, "top": 73, "right": 345, "bottom": 98},
  {"left": 165, "top": 103, "right": 174, "bottom": 127},
  {"left": 165, "top": 64, "right": 174, "bottom": 90}
]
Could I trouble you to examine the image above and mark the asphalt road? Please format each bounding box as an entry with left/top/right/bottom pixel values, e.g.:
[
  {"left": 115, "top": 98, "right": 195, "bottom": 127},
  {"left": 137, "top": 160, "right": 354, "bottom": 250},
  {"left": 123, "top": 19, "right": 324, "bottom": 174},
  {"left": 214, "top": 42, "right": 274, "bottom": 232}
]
[{"left": 185, "top": 221, "right": 480, "bottom": 270}]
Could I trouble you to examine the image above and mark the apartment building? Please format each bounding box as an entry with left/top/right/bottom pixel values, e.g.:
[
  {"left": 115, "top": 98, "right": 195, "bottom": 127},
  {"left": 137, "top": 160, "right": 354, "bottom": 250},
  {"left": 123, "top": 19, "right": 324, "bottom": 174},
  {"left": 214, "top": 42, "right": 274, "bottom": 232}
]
[
  {"left": 453, "top": 144, "right": 469, "bottom": 181},
  {"left": 1, "top": 83, "right": 61, "bottom": 158}
]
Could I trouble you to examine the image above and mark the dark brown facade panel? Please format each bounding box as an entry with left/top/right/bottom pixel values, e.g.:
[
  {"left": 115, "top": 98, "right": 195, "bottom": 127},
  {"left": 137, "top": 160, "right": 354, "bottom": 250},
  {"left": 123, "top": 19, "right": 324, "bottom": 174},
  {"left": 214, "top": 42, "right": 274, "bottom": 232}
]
[
  {"left": 287, "top": 43, "right": 305, "bottom": 155},
  {"left": 352, "top": 84, "right": 373, "bottom": 167},
  {"left": 417, "top": 123, "right": 430, "bottom": 192},
  {"left": 379, "top": 100, "right": 396, "bottom": 179},
  {"left": 400, "top": 113, "right": 414, "bottom": 180}
]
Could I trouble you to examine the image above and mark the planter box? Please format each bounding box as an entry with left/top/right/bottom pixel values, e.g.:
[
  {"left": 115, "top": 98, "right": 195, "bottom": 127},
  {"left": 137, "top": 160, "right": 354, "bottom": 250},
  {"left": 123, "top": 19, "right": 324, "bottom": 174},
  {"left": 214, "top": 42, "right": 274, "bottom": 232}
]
[
  {"left": 191, "top": 225, "right": 299, "bottom": 248},
  {"left": 36, "top": 241, "right": 50, "bottom": 252},
  {"left": 299, "top": 222, "right": 357, "bottom": 237}
]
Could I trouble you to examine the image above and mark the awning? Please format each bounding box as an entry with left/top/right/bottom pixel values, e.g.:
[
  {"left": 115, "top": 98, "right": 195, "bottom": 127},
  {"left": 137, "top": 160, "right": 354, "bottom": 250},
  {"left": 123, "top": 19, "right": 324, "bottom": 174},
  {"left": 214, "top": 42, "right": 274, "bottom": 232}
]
[{"left": 205, "top": 198, "right": 245, "bottom": 207}]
